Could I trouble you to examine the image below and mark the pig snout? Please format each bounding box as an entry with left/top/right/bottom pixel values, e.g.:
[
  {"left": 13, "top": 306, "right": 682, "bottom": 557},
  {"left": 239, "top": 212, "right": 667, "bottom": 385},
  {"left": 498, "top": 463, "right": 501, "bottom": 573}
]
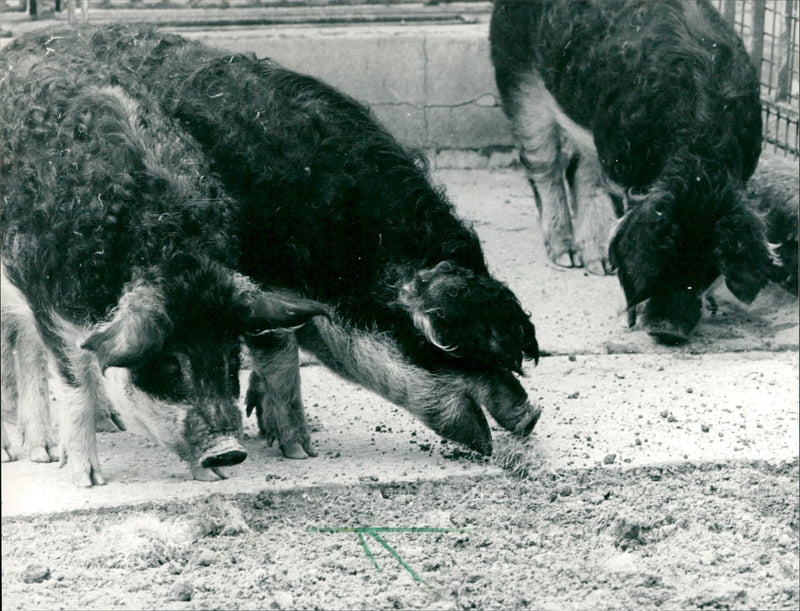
[{"left": 199, "top": 436, "right": 247, "bottom": 468}]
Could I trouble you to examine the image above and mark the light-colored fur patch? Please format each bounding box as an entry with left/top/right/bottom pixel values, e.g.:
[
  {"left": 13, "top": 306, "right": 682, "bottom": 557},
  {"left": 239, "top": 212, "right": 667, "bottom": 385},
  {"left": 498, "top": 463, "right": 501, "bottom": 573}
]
[
  {"left": 1, "top": 264, "right": 55, "bottom": 462},
  {"left": 511, "top": 71, "right": 619, "bottom": 273}
]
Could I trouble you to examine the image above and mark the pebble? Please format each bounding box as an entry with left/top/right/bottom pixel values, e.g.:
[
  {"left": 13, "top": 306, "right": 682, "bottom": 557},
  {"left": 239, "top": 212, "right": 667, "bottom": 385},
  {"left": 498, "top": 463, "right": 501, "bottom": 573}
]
[
  {"left": 603, "top": 453, "right": 617, "bottom": 465},
  {"left": 196, "top": 550, "right": 216, "bottom": 566},
  {"left": 164, "top": 562, "right": 182, "bottom": 575},
  {"left": 701, "top": 424, "right": 710, "bottom": 432},
  {"left": 603, "top": 551, "right": 640, "bottom": 573},
  {"left": 21, "top": 564, "right": 50, "bottom": 584},
  {"left": 659, "top": 410, "right": 669, "bottom": 418},
  {"left": 271, "top": 591, "right": 294, "bottom": 609},
  {"left": 170, "top": 580, "right": 193, "bottom": 602}
]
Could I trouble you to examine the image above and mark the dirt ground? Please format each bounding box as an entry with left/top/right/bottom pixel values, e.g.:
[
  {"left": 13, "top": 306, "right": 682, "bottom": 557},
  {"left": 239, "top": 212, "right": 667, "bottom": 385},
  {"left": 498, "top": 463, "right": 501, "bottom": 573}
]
[
  {"left": 2, "top": 460, "right": 798, "bottom": 610},
  {"left": 1, "top": 142, "right": 798, "bottom": 611}
]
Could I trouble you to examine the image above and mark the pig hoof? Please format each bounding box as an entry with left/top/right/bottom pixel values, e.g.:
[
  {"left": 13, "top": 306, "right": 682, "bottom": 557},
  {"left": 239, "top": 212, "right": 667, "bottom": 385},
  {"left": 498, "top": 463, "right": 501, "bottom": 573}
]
[
  {"left": 646, "top": 320, "right": 691, "bottom": 345},
  {"left": 1, "top": 447, "right": 16, "bottom": 462},
  {"left": 280, "top": 438, "right": 318, "bottom": 459},
  {"left": 302, "top": 440, "right": 318, "bottom": 458},
  {"left": 29, "top": 446, "right": 58, "bottom": 463},
  {"left": 210, "top": 467, "right": 227, "bottom": 480},
  {"left": 512, "top": 405, "right": 542, "bottom": 437},
  {"left": 190, "top": 467, "right": 222, "bottom": 482},
  {"left": 94, "top": 417, "right": 121, "bottom": 433},
  {"left": 281, "top": 442, "right": 310, "bottom": 460},
  {"left": 585, "top": 258, "right": 611, "bottom": 276},
  {"left": 554, "top": 252, "right": 576, "bottom": 268},
  {"left": 74, "top": 467, "right": 106, "bottom": 487}
]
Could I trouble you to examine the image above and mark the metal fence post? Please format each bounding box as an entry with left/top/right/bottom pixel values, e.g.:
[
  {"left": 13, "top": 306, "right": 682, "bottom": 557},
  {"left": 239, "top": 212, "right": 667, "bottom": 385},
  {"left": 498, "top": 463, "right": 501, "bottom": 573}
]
[
  {"left": 750, "top": 0, "right": 766, "bottom": 80},
  {"left": 777, "top": 0, "right": 795, "bottom": 101},
  {"left": 722, "top": 0, "right": 737, "bottom": 26}
]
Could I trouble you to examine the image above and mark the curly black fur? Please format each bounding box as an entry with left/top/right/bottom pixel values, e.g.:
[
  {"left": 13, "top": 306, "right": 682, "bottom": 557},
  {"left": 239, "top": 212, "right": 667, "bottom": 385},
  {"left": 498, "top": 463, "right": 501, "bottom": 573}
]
[
  {"left": 2, "top": 25, "right": 541, "bottom": 456},
  {"left": 741, "top": 153, "right": 799, "bottom": 296},
  {"left": 491, "top": 0, "right": 773, "bottom": 342},
  {"left": 99, "top": 28, "right": 538, "bottom": 371},
  {"left": 0, "top": 38, "right": 326, "bottom": 483}
]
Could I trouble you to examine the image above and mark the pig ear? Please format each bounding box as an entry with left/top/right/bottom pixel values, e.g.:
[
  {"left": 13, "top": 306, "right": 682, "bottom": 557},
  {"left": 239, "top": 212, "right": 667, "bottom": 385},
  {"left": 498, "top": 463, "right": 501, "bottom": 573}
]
[
  {"left": 245, "top": 291, "right": 330, "bottom": 333},
  {"left": 713, "top": 207, "right": 772, "bottom": 304},
  {"left": 81, "top": 282, "right": 172, "bottom": 370},
  {"left": 229, "top": 273, "right": 329, "bottom": 333},
  {"left": 609, "top": 191, "right": 678, "bottom": 308}
]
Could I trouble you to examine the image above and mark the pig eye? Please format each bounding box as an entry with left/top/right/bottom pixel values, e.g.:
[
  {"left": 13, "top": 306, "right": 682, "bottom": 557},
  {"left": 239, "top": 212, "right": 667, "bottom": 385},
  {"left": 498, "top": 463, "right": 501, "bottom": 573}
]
[
  {"left": 158, "top": 354, "right": 182, "bottom": 378},
  {"left": 130, "top": 353, "right": 187, "bottom": 401},
  {"left": 228, "top": 347, "right": 241, "bottom": 380}
]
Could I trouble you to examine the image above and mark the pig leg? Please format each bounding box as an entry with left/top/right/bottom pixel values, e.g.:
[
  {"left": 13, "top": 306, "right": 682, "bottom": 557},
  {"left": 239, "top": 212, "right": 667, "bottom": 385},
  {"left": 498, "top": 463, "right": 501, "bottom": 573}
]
[
  {"left": 1, "top": 274, "right": 58, "bottom": 463},
  {"left": 52, "top": 346, "right": 107, "bottom": 487},
  {"left": 245, "top": 331, "right": 316, "bottom": 459},
  {"left": 569, "top": 145, "right": 618, "bottom": 276},
  {"left": 14, "top": 333, "right": 57, "bottom": 463},
  {"left": 1, "top": 322, "right": 19, "bottom": 462},
  {"left": 509, "top": 73, "right": 577, "bottom": 268},
  {"left": 1, "top": 423, "right": 13, "bottom": 463}
]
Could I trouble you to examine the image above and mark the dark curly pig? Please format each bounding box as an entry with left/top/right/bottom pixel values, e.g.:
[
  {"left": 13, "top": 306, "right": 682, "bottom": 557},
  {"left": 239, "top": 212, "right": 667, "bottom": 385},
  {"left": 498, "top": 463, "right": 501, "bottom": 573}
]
[
  {"left": 0, "top": 41, "right": 327, "bottom": 485},
  {"left": 491, "top": 0, "right": 773, "bottom": 343},
  {"left": 47, "top": 23, "right": 542, "bottom": 456},
  {"left": 741, "top": 152, "right": 799, "bottom": 297}
]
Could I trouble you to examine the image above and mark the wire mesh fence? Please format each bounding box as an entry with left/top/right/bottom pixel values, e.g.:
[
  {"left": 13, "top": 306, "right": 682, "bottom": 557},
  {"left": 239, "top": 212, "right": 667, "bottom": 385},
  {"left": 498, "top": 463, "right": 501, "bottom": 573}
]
[
  {"left": 3, "top": 0, "right": 799, "bottom": 158},
  {"left": 711, "top": 0, "right": 799, "bottom": 158}
]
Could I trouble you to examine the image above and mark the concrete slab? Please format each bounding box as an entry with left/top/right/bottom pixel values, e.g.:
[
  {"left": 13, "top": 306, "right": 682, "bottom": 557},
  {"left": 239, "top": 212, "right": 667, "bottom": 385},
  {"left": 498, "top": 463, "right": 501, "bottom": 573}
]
[
  {"left": 2, "top": 169, "right": 797, "bottom": 518},
  {"left": 2, "top": 349, "right": 797, "bottom": 517}
]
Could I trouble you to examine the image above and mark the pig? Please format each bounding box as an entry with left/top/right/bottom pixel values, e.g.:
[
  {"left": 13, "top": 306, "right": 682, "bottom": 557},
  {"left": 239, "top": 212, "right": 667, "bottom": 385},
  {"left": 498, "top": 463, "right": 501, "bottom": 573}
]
[
  {"left": 72, "top": 23, "right": 541, "bottom": 456},
  {"left": 0, "top": 41, "right": 327, "bottom": 485},
  {"left": 491, "top": 0, "right": 775, "bottom": 342}
]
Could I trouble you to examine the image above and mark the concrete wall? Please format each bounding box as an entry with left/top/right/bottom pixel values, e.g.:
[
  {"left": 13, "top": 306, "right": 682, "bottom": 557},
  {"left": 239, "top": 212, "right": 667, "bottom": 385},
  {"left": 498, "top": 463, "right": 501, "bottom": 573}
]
[{"left": 184, "top": 22, "right": 518, "bottom": 167}]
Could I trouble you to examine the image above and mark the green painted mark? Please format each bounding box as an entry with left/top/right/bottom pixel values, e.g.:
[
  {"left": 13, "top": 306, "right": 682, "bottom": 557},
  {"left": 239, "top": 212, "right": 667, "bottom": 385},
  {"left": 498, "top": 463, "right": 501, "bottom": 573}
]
[{"left": 307, "top": 526, "right": 470, "bottom": 585}]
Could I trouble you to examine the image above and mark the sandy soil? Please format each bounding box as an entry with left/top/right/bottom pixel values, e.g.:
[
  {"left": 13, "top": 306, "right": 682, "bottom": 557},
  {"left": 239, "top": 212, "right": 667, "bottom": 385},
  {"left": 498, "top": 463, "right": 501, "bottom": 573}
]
[{"left": 3, "top": 459, "right": 798, "bottom": 610}]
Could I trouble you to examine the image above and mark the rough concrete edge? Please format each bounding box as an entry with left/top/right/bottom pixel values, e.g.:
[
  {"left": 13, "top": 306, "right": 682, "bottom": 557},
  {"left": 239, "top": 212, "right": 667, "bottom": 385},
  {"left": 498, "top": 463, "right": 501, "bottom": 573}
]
[{"left": 3, "top": 457, "right": 797, "bottom": 522}]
